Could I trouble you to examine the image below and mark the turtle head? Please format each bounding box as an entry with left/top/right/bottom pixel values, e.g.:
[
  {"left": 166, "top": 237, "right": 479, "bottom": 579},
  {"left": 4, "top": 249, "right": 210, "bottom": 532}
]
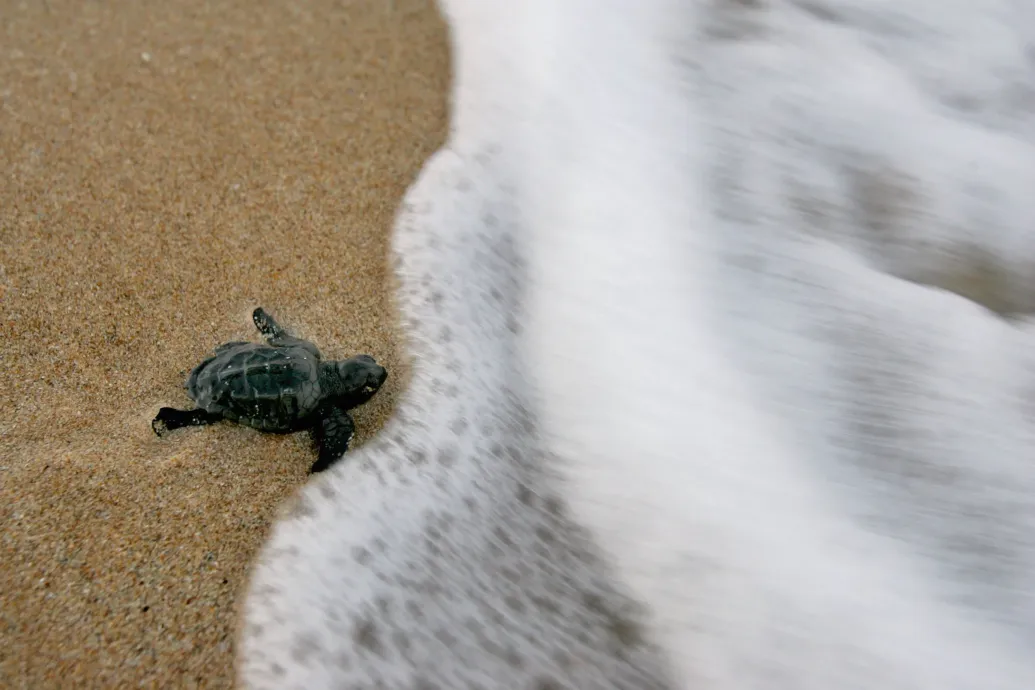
[{"left": 325, "top": 355, "right": 388, "bottom": 408}]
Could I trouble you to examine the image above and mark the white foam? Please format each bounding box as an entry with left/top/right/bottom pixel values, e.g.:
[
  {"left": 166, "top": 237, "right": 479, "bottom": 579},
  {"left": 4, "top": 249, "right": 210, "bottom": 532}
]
[{"left": 239, "top": 1, "right": 1035, "bottom": 687}]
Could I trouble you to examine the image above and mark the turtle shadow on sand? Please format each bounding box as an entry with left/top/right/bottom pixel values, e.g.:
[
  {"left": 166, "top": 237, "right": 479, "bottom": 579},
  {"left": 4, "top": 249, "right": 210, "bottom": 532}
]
[{"left": 152, "top": 307, "right": 388, "bottom": 474}]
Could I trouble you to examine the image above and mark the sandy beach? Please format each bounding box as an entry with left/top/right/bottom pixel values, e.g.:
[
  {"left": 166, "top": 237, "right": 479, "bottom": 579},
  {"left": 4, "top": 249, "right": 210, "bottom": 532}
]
[{"left": 0, "top": 0, "right": 448, "bottom": 686}]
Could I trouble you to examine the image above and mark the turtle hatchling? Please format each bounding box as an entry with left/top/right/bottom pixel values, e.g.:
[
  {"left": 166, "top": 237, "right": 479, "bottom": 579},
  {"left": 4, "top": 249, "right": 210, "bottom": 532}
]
[{"left": 152, "top": 307, "right": 388, "bottom": 474}]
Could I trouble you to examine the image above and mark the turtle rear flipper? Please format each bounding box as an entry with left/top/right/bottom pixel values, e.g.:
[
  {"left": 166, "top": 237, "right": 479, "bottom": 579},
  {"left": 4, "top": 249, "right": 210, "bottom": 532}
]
[
  {"left": 152, "top": 407, "right": 223, "bottom": 436},
  {"left": 308, "top": 404, "right": 355, "bottom": 474}
]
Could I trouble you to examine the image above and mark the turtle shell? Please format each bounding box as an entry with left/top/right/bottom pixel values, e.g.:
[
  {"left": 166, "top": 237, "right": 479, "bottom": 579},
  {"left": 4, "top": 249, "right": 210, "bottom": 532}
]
[{"left": 186, "top": 342, "right": 323, "bottom": 432}]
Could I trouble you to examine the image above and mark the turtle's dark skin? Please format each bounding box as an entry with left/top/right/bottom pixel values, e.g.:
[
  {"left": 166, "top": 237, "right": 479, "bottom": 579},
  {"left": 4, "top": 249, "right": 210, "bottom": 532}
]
[{"left": 152, "top": 307, "right": 388, "bottom": 474}]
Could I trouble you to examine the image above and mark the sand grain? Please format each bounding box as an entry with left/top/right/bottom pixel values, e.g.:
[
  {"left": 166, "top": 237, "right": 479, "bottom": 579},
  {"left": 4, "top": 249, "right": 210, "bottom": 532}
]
[{"left": 0, "top": 1, "right": 448, "bottom": 686}]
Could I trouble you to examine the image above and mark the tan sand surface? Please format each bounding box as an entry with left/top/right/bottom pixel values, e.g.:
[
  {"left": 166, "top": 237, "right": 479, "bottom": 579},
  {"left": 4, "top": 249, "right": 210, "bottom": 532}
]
[{"left": 0, "top": 1, "right": 448, "bottom": 686}]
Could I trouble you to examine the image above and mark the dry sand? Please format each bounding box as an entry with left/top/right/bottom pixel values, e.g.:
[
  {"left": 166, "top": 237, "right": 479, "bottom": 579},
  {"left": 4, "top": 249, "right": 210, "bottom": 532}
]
[{"left": 0, "top": 0, "right": 448, "bottom": 686}]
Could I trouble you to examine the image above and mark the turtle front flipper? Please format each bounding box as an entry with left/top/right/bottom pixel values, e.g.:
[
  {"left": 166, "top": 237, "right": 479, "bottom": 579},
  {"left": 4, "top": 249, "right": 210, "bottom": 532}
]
[
  {"left": 308, "top": 404, "right": 355, "bottom": 474},
  {"left": 252, "top": 307, "right": 287, "bottom": 340},
  {"left": 252, "top": 307, "right": 322, "bottom": 358},
  {"left": 152, "top": 406, "right": 223, "bottom": 436}
]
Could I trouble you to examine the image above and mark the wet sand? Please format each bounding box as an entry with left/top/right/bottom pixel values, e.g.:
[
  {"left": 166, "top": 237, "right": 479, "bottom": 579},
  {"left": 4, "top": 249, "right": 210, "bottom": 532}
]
[{"left": 0, "top": 0, "right": 448, "bottom": 686}]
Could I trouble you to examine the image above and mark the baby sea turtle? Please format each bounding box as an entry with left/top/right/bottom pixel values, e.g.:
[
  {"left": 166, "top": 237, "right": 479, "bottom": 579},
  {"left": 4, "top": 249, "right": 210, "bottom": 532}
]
[{"left": 152, "top": 307, "right": 388, "bottom": 474}]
